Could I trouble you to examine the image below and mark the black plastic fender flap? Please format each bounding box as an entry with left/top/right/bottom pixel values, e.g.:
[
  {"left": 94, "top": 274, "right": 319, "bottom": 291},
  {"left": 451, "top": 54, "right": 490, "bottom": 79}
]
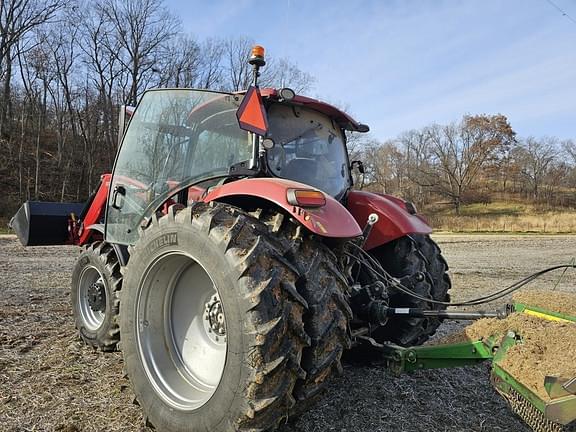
[{"left": 10, "top": 201, "right": 85, "bottom": 246}]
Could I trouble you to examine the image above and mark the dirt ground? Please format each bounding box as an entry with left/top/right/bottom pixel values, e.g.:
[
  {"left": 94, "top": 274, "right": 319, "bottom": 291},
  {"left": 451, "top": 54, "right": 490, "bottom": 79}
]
[{"left": 1, "top": 234, "right": 575, "bottom": 432}]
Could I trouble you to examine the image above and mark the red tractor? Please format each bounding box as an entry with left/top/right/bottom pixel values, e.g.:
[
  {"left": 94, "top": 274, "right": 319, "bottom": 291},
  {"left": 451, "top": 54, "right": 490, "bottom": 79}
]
[{"left": 11, "top": 46, "right": 450, "bottom": 431}]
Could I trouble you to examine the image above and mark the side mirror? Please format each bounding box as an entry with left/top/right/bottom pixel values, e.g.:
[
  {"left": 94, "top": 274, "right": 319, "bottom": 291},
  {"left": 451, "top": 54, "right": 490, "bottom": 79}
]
[{"left": 350, "top": 160, "right": 365, "bottom": 174}]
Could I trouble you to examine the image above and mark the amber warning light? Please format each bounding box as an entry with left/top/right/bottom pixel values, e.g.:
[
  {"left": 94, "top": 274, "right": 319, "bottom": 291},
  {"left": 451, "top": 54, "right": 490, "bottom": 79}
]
[
  {"left": 286, "top": 189, "right": 326, "bottom": 208},
  {"left": 249, "top": 45, "right": 266, "bottom": 66}
]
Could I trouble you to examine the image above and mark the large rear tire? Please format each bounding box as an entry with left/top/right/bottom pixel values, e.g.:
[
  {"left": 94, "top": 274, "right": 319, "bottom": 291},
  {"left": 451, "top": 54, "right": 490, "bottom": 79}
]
[
  {"left": 291, "top": 240, "right": 352, "bottom": 404},
  {"left": 71, "top": 242, "right": 122, "bottom": 351},
  {"left": 253, "top": 211, "right": 352, "bottom": 410},
  {"left": 366, "top": 234, "right": 451, "bottom": 346},
  {"left": 120, "top": 203, "right": 312, "bottom": 432}
]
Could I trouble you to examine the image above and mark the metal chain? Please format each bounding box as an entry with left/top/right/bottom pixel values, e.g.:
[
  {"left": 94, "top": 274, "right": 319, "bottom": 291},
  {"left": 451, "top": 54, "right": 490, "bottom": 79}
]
[{"left": 503, "top": 388, "right": 567, "bottom": 432}]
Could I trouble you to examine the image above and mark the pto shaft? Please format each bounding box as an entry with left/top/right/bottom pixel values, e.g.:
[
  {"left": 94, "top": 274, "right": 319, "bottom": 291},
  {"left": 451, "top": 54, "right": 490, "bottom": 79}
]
[{"left": 387, "top": 307, "right": 510, "bottom": 320}]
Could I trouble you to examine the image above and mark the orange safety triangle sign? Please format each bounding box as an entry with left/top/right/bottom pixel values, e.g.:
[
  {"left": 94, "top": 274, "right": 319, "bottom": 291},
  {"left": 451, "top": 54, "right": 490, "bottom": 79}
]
[{"left": 236, "top": 86, "right": 269, "bottom": 136}]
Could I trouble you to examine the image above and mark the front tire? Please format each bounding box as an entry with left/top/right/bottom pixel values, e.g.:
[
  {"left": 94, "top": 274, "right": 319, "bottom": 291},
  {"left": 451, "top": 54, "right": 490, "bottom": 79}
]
[
  {"left": 120, "top": 203, "right": 310, "bottom": 432},
  {"left": 71, "top": 242, "right": 122, "bottom": 351}
]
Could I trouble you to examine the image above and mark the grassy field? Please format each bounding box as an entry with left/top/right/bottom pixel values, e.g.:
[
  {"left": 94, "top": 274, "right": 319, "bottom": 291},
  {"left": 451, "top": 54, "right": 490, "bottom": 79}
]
[{"left": 427, "top": 201, "right": 576, "bottom": 233}]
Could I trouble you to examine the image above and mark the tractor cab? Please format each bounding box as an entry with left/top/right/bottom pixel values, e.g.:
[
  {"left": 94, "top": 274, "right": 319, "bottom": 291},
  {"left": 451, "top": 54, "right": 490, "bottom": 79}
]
[{"left": 106, "top": 76, "right": 369, "bottom": 245}]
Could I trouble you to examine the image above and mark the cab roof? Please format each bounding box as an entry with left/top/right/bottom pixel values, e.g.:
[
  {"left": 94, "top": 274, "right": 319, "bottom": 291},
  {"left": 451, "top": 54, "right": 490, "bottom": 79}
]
[{"left": 256, "top": 88, "right": 369, "bottom": 133}]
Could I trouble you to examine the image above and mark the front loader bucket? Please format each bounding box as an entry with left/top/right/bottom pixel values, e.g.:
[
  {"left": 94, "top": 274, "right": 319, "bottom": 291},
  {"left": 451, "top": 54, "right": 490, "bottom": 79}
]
[{"left": 10, "top": 201, "right": 85, "bottom": 246}]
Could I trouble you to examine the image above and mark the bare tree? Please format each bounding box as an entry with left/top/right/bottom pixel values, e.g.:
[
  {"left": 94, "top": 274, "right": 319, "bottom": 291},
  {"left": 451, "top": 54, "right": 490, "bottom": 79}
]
[
  {"left": 157, "top": 35, "right": 201, "bottom": 88},
  {"left": 411, "top": 115, "right": 516, "bottom": 213},
  {"left": 263, "top": 57, "right": 315, "bottom": 93},
  {"left": 362, "top": 140, "right": 400, "bottom": 194},
  {"left": 17, "top": 37, "right": 56, "bottom": 199},
  {"left": 99, "top": 0, "right": 180, "bottom": 105},
  {"left": 78, "top": 0, "right": 124, "bottom": 169},
  {"left": 0, "top": 0, "right": 67, "bottom": 136},
  {"left": 221, "top": 36, "right": 253, "bottom": 91},
  {"left": 516, "top": 136, "right": 559, "bottom": 200},
  {"left": 398, "top": 129, "right": 432, "bottom": 206},
  {"left": 563, "top": 139, "right": 576, "bottom": 165},
  {"left": 196, "top": 38, "right": 224, "bottom": 89}
]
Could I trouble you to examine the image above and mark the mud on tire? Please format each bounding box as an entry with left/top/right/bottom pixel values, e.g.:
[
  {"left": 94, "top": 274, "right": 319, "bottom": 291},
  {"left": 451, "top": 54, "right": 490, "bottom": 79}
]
[
  {"left": 121, "top": 203, "right": 314, "bottom": 432},
  {"left": 254, "top": 210, "right": 352, "bottom": 410},
  {"left": 71, "top": 241, "right": 122, "bottom": 351},
  {"left": 120, "top": 203, "right": 352, "bottom": 431}
]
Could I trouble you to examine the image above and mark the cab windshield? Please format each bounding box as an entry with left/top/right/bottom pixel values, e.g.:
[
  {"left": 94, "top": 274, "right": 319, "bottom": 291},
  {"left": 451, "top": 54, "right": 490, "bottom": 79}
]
[
  {"left": 266, "top": 103, "right": 350, "bottom": 198},
  {"left": 106, "top": 89, "right": 250, "bottom": 245}
]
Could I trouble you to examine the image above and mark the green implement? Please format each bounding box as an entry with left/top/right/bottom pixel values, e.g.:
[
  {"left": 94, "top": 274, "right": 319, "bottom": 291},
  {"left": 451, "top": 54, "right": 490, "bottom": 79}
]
[
  {"left": 514, "top": 302, "right": 576, "bottom": 324},
  {"left": 365, "top": 302, "right": 576, "bottom": 432}
]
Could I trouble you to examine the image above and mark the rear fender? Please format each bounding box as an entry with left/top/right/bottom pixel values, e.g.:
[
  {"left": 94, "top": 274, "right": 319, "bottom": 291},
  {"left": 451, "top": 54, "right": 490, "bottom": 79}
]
[
  {"left": 346, "top": 190, "right": 432, "bottom": 250},
  {"left": 203, "top": 178, "right": 362, "bottom": 238}
]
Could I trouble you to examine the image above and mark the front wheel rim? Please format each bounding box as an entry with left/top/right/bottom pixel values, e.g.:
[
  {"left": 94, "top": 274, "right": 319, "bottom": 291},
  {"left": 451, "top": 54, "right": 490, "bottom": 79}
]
[
  {"left": 136, "top": 252, "right": 227, "bottom": 411},
  {"left": 78, "top": 265, "right": 107, "bottom": 331}
]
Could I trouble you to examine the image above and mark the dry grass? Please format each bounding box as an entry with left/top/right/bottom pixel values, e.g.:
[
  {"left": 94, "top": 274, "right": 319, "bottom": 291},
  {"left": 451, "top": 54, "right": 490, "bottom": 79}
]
[
  {"left": 430, "top": 312, "right": 576, "bottom": 400},
  {"left": 428, "top": 202, "right": 576, "bottom": 233}
]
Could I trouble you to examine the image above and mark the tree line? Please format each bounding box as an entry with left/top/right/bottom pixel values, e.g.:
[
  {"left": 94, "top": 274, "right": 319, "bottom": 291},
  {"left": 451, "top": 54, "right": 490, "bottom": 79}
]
[
  {"left": 0, "top": 0, "right": 313, "bottom": 218},
  {"left": 0, "top": 0, "right": 573, "bottom": 221},
  {"left": 350, "top": 115, "right": 576, "bottom": 214}
]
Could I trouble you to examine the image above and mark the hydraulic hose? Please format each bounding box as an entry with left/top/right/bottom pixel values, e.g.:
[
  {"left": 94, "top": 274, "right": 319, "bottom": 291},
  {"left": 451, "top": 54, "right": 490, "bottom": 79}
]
[{"left": 345, "top": 241, "right": 576, "bottom": 308}]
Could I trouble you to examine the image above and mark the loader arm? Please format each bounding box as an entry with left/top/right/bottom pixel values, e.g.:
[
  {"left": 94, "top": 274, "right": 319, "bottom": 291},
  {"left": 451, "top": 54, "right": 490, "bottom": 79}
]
[{"left": 77, "top": 174, "right": 112, "bottom": 245}]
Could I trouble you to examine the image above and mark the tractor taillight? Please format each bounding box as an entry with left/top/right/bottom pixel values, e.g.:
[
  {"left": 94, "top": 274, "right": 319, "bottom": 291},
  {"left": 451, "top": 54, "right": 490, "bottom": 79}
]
[{"left": 286, "top": 189, "right": 326, "bottom": 208}]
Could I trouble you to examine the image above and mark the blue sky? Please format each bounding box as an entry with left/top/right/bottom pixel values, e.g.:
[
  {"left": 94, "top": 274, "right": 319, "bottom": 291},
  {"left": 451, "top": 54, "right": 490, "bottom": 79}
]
[{"left": 165, "top": 0, "right": 576, "bottom": 141}]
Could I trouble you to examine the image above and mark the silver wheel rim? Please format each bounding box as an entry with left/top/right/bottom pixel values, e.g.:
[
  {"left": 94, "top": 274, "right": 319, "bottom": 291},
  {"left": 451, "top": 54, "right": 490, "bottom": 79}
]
[
  {"left": 78, "top": 265, "right": 107, "bottom": 331},
  {"left": 136, "top": 252, "right": 227, "bottom": 411}
]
